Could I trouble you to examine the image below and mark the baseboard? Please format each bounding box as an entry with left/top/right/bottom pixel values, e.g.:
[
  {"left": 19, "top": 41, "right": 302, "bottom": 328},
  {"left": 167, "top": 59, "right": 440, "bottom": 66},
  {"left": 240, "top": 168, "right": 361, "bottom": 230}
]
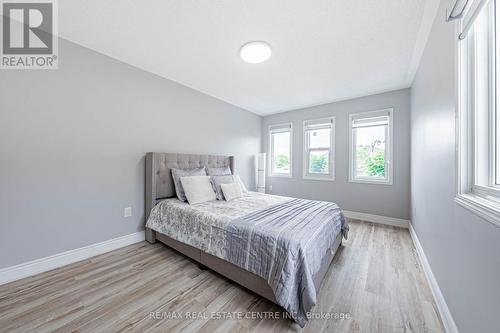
[
  {"left": 409, "top": 224, "right": 459, "bottom": 333},
  {"left": 0, "top": 231, "right": 145, "bottom": 286},
  {"left": 343, "top": 210, "right": 410, "bottom": 228}
]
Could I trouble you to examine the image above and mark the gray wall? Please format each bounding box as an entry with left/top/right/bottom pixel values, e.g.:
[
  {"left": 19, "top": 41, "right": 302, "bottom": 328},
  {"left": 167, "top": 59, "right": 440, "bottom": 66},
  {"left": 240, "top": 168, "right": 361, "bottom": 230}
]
[
  {"left": 411, "top": 1, "right": 500, "bottom": 332},
  {"left": 0, "top": 39, "right": 262, "bottom": 269},
  {"left": 262, "top": 89, "right": 411, "bottom": 220}
]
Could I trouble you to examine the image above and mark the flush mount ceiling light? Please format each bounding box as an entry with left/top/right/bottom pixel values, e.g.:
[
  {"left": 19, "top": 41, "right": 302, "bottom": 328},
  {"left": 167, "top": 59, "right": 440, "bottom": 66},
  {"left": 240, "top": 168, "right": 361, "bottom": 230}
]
[{"left": 240, "top": 41, "right": 272, "bottom": 64}]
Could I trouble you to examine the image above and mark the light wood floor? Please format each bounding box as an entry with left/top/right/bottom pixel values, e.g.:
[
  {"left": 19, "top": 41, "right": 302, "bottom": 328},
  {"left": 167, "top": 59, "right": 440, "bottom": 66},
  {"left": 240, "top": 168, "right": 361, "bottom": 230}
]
[{"left": 0, "top": 220, "right": 444, "bottom": 333}]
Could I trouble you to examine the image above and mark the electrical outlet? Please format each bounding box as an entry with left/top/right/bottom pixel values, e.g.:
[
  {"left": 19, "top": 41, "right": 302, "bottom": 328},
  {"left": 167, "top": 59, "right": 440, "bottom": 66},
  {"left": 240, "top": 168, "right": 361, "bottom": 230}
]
[
  {"left": 268, "top": 185, "right": 273, "bottom": 192},
  {"left": 124, "top": 207, "right": 132, "bottom": 217}
]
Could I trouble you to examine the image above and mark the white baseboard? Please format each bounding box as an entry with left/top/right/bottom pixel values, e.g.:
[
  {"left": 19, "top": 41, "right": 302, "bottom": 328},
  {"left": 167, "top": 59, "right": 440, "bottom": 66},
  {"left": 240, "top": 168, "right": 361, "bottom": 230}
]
[
  {"left": 409, "top": 224, "right": 459, "bottom": 333},
  {"left": 0, "top": 231, "right": 145, "bottom": 286},
  {"left": 343, "top": 210, "right": 410, "bottom": 228}
]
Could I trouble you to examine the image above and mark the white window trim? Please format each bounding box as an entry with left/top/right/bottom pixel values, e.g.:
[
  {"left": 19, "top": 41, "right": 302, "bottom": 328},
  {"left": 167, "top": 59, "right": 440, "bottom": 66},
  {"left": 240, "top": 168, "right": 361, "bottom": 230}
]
[
  {"left": 455, "top": 1, "right": 500, "bottom": 228},
  {"left": 268, "top": 122, "right": 293, "bottom": 178},
  {"left": 348, "top": 108, "right": 394, "bottom": 185},
  {"left": 302, "top": 117, "right": 336, "bottom": 181}
]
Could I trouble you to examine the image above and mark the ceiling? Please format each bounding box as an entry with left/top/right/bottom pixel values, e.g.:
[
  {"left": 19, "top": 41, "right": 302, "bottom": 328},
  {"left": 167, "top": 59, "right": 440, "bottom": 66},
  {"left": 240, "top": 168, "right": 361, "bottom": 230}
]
[{"left": 59, "top": 0, "right": 438, "bottom": 116}]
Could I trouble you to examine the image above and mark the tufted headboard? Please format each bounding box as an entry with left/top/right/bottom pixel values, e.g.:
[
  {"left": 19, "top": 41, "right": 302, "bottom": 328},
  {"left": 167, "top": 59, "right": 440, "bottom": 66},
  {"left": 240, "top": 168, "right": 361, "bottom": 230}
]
[{"left": 145, "top": 152, "right": 234, "bottom": 220}]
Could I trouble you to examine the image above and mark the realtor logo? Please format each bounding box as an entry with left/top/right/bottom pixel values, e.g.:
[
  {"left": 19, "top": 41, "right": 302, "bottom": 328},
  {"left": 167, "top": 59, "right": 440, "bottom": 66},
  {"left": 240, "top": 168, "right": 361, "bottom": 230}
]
[{"left": 1, "top": 0, "right": 58, "bottom": 69}]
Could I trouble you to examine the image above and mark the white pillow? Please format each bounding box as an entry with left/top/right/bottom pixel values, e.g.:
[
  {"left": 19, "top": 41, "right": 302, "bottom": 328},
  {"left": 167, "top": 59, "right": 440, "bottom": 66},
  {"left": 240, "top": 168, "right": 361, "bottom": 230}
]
[
  {"left": 220, "top": 182, "right": 243, "bottom": 201},
  {"left": 180, "top": 176, "right": 216, "bottom": 205}
]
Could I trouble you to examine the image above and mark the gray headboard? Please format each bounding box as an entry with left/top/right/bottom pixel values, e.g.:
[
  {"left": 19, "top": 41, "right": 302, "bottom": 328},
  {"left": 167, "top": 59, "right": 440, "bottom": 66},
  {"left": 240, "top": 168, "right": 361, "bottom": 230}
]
[{"left": 145, "top": 152, "right": 234, "bottom": 219}]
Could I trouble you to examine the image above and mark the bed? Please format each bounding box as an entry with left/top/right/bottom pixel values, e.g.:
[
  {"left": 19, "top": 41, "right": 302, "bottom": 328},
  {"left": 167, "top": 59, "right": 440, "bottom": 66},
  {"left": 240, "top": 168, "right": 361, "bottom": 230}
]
[{"left": 144, "top": 152, "right": 348, "bottom": 327}]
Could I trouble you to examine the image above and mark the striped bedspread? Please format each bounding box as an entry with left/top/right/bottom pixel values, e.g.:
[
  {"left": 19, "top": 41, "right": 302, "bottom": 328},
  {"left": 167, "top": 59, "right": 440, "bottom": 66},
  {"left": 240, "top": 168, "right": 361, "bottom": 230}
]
[{"left": 224, "top": 198, "right": 348, "bottom": 327}]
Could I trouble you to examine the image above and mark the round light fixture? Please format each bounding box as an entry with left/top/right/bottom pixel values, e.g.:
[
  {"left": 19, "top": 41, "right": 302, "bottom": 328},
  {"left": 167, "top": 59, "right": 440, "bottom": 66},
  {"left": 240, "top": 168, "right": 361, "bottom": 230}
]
[{"left": 240, "top": 41, "right": 272, "bottom": 64}]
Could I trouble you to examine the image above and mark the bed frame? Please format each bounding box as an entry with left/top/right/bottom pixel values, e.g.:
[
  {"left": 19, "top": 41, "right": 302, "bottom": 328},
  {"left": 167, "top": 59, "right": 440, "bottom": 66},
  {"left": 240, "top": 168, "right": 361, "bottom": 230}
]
[{"left": 144, "top": 152, "right": 342, "bottom": 304}]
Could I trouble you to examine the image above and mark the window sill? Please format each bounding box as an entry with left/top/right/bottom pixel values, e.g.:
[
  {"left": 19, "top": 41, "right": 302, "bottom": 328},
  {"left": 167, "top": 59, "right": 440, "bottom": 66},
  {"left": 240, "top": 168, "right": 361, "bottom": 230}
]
[
  {"left": 303, "top": 175, "right": 335, "bottom": 181},
  {"left": 348, "top": 178, "right": 393, "bottom": 186},
  {"left": 455, "top": 193, "right": 500, "bottom": 228}
]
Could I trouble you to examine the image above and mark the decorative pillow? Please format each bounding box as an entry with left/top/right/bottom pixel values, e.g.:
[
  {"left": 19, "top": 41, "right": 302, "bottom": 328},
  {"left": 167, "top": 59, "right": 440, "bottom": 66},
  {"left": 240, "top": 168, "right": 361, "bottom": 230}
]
[
  {"left": 207, "top": 166, "right": 232, "bottom": 176},
  {"left": 221, "top": 183, "right": 243, "bottom": 201},
  {"left": 180, "top": 176, "right": 216, "bottom": 205},
  {"left": 233, "top": 175, "right": 248, "bottom": 193},
  {"left": 171, "top": 167, "right": 207, "bottom": 201},
  {"left": 210, "top": 175, "right": 239, "bottom": 200}
]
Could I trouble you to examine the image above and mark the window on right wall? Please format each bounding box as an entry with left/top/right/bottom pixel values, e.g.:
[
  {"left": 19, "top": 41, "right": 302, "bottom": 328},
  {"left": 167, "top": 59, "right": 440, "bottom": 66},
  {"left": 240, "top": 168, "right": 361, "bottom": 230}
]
[
  {"left": 349, "top": 109, "right": 393, "bottom": 185},
  {"left": 456, "top": 0, "right": 500, "bottom": 226}
]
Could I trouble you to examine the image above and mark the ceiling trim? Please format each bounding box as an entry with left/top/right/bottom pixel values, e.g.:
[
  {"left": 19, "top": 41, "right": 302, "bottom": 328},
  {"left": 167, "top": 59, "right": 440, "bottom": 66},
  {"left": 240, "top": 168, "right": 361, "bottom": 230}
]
[{"left": 406, "top": 0, "right": 441, "bottom": 86}]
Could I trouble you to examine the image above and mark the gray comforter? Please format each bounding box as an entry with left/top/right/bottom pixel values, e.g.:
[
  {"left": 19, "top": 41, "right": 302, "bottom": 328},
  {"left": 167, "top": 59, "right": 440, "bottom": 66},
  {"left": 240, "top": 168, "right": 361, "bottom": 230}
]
[
  {"left": 224, "top": 198, "right": 348, "bottom": 327},
  {"left": 145, "top": 192, "right": 348, "bottom": 327}
]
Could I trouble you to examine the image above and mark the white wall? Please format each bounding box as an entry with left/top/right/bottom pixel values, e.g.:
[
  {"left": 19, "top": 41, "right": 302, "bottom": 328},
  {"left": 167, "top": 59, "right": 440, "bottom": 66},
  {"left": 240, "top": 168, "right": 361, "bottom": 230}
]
[
  {"left": 411, "top": 1, "right": 500, "bottom": 332},
  {"left": 262, "top": 89, "right": 411, "bottom": 219},
  {"left": 0, "top": 39, "right": 262, "bottom": 269}
]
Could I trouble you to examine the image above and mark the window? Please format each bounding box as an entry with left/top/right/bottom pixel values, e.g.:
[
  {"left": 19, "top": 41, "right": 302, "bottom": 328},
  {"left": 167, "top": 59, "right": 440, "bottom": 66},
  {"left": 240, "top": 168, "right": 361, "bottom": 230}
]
[
  {"left": 456, "top": 0, "right": 500, "bottom": 226},
  {"left": 269, "top": 123, "right": 292, "bottom": 177},
  {"left": 303, "top": 117, "right": 335, "bottom": 180},
  {"left": 349, "top": 109, "right": 393, "bottom": 185}
]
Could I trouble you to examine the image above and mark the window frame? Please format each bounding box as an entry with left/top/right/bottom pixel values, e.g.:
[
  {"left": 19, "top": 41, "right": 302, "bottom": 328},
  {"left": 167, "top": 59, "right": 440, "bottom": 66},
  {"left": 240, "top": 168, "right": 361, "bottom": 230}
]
[
  {"left": 455, "top": 0, "right": 500, "bottom": 227},
  {"left": 268, "top": 122, "right": 293, "bottom": 178},
  {"left": 302, "top": 117, "right": 336, "bottom": 181},
  {"left": 348, "top": 108, "right": 394, "bottom": 185}
]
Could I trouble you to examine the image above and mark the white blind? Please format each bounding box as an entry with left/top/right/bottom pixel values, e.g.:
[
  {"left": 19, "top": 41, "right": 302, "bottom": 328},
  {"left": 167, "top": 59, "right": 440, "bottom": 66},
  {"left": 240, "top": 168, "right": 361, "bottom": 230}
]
[
  {"left": 351, "top": 109, "right": 391, "bottom": 128},
  {"left": 304, "top": 117, "right": 333, "bottom": 131},
  {"left": 352, "top": 116, "right": 389, "bottom": 128},
  {"left": 269, "top": 123, "right": 291, "bottom": 134}
]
